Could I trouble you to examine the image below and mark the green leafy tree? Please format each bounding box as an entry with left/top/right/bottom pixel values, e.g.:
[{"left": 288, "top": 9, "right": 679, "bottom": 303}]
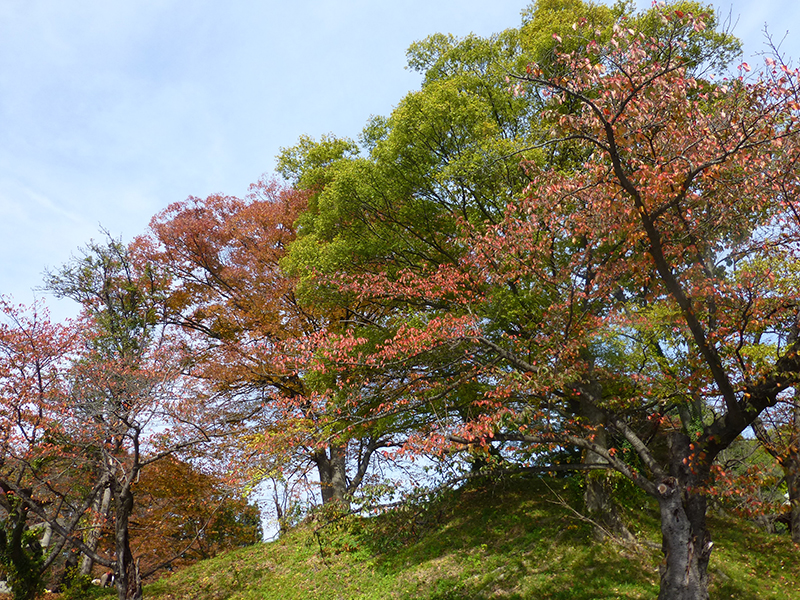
[
  {"left": 280, "top": 0, "right": 739, "bottom": 541},
  {"left": 282, "top": 4, "right": 797, "bottom": 600}
]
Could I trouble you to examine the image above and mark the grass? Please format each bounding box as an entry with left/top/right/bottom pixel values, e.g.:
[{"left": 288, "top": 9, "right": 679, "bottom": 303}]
[{"left": 141, "top": 475, "right": 800, "bottom": 600}]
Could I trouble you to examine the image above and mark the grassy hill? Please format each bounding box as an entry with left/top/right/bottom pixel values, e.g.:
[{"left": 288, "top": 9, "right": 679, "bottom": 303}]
[{"left": 142, "top": 476, "right": 798, "bottom": 600}]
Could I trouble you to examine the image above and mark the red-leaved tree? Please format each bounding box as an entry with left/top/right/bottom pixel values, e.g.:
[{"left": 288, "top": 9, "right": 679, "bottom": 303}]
[
  {"left": 145, "top": 178, "right": 399, "bottom": 511},
  {"left": 0, "top": 238, "right": 237, "bottom": 600}
]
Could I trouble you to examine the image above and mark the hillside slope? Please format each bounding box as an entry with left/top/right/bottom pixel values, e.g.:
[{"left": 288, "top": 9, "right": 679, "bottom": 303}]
[{"left": 145, "top": 477, "right": 800, "bottom": 600}]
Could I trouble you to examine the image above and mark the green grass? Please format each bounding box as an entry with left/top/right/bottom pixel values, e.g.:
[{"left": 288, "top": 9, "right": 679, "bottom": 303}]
[{"left": 144, "top": 476, "right": 800, "bottom": 600}]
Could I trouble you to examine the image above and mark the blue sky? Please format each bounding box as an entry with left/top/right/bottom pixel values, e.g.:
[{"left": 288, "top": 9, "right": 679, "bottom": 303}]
[{"left": 1, "top": 0, "right": 798, "bottom": 320}]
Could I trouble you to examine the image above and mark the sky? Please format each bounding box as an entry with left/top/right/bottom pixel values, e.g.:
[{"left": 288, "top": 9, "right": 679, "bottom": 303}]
[{"left": 1, "top": 0, "right": 798, "bottom": 321}]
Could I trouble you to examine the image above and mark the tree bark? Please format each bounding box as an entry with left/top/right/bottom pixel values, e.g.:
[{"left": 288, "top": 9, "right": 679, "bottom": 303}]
[
  {"left": 657, "top": 433, "right": 712, "bottom": 600},
  {"left": 584, "top": 469, "right": 634, "bottom": 542},
  {"left": 80, "top": 485, "right": 112, "bottom": 576},
  {"left": 785, "top": 453, "right": 800, "bottom": 544},
  {"left": 314, "top": 445, "right": 349, "bottom": 509},
  {"left": 576, "top": 393, "right": 634, "bottom": 542},
  {"left": 112, "top": 484, "right": 142, "bottom": 600}
]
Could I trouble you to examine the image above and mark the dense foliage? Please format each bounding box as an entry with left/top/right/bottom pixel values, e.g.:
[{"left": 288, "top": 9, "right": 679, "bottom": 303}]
[{"left": 1, "top": 2, "right": 798, "bottom": 600}]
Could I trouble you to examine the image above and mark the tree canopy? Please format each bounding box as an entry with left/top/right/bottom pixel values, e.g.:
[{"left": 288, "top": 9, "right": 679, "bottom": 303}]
[{"left": 1, "top": 3, "right": 798, "bottom": 600}]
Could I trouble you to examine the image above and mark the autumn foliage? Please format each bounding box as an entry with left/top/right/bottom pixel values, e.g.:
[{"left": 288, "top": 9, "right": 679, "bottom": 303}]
[
  {"left": 1, "top": 3, "right": 799, "bottom": 600},
  {"left": 131, "top": 456, "right": 262, "bottom": 580},
  {"left": 280, "top": 8, "right": 800, "bottom": 600}
]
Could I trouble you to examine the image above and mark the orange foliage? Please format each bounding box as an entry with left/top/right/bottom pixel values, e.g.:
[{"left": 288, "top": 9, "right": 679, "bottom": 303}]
[{"left": 130, "top": 456, "right": 261, "bottom": 581}]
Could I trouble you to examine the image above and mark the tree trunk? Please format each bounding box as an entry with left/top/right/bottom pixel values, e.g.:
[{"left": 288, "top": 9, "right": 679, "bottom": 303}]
[
  {"left": 112, "top": 484, "right": 142, "bottom": 600},
  {"left": 785, "top": 454, "right": 800, "bottom": 544},
  {"left": 0, "top": 498, "right": 43, "bottom": 600},
  {"left": 657, "top": 433, "right": 712, "bottom": 600},
  {"left": 80, "top": 485, "right": 112, "bottom": 576},
  {"left": 788, "top": 388, "right": 800, "bottom": 544},
  {"left": 314, "top": 445, "right": 349, "bottom": 509},
  {"left": 584, "top": 471, "right": 634, "bottom": 542},
  {"left": 315, "top": 449, "right": 332, "bottom": 503},
  {"left": 577, "top": 394, "right": 634, "bottom": 542}
]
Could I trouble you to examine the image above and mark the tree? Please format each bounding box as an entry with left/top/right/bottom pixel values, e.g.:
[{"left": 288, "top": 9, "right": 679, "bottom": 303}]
[
  {"left": 292, "top": 7, "right": 799, "bottom": 600},
  {"left": 130, "top": 455, "right": 261, "bottom": 579},
  {"left": 0, "top": 294, "right": 259, "bottom": 600},
  {"left": 505, "top": 18, "right": 799, "bottom": 598},
  {"left": 38, "top": 237, "right": 228, "bottom": 600},
  {"left": 144, "top": 178, "right": 398, "bottom": 510},
  {"left": 281, "top": 0, "right": 743, "bottom": 546},
  {"left": 0, "top": 299, "right": 87, "bottom": 600},
  {"left": 276, "top": 2, "right": 578, "bottom": 518}
]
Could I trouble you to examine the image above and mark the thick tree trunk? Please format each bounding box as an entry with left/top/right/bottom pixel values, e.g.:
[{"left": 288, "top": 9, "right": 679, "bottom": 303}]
[
  {"left": 314, "top": 445, "right": 349, "bottom": 509},
  {"left": 577, "top": 395, "right": 634, "bottom": 542},
  {"left": 80, "top": 485, "right": 112, "bottom": 576},
  {"left": 785, "top": 454, "right": 800, "bottom": 544},
  {"left": 657, "top": 433, "right": 712, "bottom": 600},
  {"left": 657, "top": 483, "right": 711, "bottom": 600},
  {"left": 584, "top": 471, "right": 634, "bottom": 542},
  {"left": 113, "top": 485, "right": 142, "bottom": 600}
]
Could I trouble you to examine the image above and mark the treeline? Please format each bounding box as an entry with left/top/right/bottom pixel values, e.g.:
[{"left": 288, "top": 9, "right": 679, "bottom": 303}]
[{"left": 2, "top": 2, "right": 800, "bottom": 600}]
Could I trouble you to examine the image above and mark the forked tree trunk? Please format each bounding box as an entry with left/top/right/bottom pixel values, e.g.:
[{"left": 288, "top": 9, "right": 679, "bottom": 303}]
[
  {"left": 657, "top": 433, "right": 712, "bottom": 600},
  {"left": 315, "top": 445, "right": 349, "bottom": 509}
]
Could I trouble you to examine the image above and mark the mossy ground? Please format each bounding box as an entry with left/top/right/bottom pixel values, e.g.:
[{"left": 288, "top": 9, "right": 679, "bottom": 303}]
[{"left": 138, "top": 476, "right": 800, "bottom": 600}]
